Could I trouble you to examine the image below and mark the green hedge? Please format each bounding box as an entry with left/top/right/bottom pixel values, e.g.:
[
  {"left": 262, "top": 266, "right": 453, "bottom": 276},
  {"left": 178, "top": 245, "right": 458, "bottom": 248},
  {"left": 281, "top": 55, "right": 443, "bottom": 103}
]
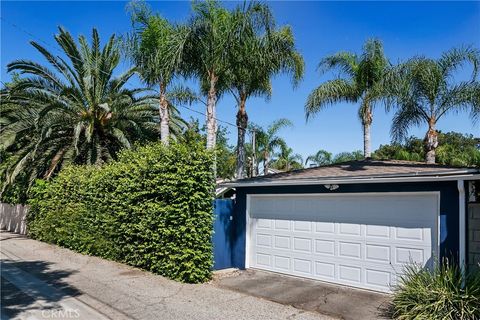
[{"left": 27, "top": 142, "right": 215, "bottom": 283}]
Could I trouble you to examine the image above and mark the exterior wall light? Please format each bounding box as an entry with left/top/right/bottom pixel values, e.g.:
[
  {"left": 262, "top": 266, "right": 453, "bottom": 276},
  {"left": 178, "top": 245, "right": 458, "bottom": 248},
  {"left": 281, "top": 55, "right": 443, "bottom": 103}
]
[{"left": 324, "top": 184, "right": 339, "bottom": 191}]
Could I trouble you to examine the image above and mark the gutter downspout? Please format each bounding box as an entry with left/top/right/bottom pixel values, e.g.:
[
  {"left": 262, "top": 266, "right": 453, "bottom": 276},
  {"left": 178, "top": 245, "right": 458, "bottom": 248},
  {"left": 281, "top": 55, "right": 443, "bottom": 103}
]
[{"left": 458, "top": 180, "right": 466, "bottom": 269}]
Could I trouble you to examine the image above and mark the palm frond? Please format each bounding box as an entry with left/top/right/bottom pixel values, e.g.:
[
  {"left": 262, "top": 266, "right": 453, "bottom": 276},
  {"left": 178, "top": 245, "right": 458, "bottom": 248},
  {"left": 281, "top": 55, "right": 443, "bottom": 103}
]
[{"left": 305, "top": 79, "right": 359, "bottom": 120}]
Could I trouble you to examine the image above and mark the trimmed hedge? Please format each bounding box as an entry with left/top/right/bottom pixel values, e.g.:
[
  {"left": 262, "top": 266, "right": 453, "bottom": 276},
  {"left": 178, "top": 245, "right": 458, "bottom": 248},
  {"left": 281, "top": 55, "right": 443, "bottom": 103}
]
[{"left": 27, "top": 142, "right": 215, "bottom": 283}]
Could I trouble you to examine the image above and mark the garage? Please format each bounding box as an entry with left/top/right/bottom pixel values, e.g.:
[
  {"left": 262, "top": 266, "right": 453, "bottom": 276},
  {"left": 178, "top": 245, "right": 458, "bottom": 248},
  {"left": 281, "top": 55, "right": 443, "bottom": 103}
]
[
  {"left": 222, "top": 160, "right": 479, "bottom": 293},
  {"left": 247, "top": 193, "right": 439, "bottom": 292}
]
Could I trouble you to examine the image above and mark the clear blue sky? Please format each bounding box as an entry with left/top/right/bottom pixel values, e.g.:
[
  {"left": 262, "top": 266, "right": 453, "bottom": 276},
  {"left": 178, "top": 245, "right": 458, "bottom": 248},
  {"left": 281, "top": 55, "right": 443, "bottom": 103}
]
[{"left": 1, "top": 1, "right": 479, "bottom": 159}]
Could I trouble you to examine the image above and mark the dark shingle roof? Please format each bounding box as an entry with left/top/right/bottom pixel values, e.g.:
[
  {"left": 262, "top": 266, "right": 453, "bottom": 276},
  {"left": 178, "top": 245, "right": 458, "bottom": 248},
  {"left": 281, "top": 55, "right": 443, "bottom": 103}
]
[{"left": 226, "top": 159, "right": 479, "bottom": 186}]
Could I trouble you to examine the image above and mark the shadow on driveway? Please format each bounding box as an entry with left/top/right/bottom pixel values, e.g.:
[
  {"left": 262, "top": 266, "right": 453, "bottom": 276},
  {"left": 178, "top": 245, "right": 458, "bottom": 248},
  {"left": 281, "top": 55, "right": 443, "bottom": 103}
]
[
  {"left": 1, "top": 259, "right": 81, "bottom": 319},
  {"left": 214, "top": 269, "right": 393, "bottom": 320}
]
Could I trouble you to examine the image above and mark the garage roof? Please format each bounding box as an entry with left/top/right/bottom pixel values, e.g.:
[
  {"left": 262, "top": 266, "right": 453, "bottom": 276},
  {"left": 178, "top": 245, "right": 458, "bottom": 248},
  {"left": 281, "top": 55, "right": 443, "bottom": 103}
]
[{"left": 224, "top": 160, "right": 480, "bottom": 187}]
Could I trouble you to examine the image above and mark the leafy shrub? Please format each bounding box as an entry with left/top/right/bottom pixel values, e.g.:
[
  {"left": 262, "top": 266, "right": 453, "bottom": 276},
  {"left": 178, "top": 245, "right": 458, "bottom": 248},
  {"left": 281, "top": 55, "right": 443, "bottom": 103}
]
[
  {"left": 28, "top": 141, "right": 214, "bottom": 283},
  {"left": 391, "top": 260, "right": 480, "bottom": 320}
]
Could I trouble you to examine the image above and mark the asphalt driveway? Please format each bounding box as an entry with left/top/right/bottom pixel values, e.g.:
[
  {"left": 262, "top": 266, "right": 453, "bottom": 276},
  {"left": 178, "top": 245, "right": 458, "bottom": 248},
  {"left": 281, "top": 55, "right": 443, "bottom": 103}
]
[
  {"left": 0, "top": 231, "right": 331, "bottom": 320},
  {"left": 213, "top": 269, "right": 392, "bottom": 320}
]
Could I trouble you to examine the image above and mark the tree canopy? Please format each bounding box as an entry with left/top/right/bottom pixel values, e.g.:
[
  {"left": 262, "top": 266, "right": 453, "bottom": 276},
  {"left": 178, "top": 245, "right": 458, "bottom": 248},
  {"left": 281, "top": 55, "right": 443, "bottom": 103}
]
[{"left": 1, "top": 28, "right": 161, "bottom": 200}]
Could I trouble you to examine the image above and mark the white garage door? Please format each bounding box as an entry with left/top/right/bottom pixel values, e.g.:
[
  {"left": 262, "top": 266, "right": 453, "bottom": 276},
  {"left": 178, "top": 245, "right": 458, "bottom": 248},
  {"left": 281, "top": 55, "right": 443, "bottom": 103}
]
[{"left": 247, "top": 192, "right": 439, "bottom": 292}]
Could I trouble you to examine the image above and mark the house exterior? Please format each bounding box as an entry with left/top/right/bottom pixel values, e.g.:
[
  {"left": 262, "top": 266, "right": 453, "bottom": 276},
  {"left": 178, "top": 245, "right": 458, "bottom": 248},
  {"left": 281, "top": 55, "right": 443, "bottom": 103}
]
[{"left": 222, "top": 160, "right": 480, "bottom": 293}]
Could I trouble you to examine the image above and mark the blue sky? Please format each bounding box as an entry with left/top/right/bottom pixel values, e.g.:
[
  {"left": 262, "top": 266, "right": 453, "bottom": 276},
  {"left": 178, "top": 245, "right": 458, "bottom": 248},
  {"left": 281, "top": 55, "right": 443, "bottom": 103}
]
[{"left": 1, "top": 1, "right": 479, "bottom": 159}]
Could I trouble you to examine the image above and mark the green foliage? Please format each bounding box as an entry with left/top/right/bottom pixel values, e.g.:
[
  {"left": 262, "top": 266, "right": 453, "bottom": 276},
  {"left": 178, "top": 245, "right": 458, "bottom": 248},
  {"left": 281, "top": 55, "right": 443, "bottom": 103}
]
[
  {"left": 227, "top": 1, "right": 304, "bottom": 178},
  {"left": 251, "top": 118, "right": 293, "bottom": 175},
  {"left": 373, "top": 132, "right": 480, "bottom": 167},
  {"left": 332, "top": 150, "right": 364, "bottom": 163},
  {"left": 305, "top": 150, "right": 332, "bottom": 167},
  {"left": 305, "top": 39, "right": 390, "bottom": 157},
  {"left": 1, "top": 27, "right": 162, "bottom": 195},
  {"left": 181, "top": 119, "right": 235, "bottom": 179},
  {"left": 271, "top": 145, "right": 303, "bottom": 171},
  {"left": 304, "top": 149, "right": 364, "bottom": 167},
  {"left": 391, "top": 260, "right": 480, "bottom": 320},
  {"left": 27, "top": 141, "right": 214, "bottom": 283},
  {"left": 386, "top": 46, "right": 480, "bottom": 163}
]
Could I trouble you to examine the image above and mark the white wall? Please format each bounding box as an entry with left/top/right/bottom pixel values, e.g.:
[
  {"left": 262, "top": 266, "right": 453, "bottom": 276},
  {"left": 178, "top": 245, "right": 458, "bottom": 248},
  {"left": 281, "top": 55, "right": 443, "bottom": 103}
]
[{"left": 0, "top": 203, "right": 28, "bottom": 235}]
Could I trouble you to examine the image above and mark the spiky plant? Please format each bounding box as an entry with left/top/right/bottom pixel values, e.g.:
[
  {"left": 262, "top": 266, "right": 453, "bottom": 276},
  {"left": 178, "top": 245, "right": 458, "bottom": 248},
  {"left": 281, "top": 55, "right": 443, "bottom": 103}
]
[
  {"left": 0, "top": 27, "right": 161, "bottom": 193},
  {"left": 391, "top": 260, "right": 480, "bottom": 320}
]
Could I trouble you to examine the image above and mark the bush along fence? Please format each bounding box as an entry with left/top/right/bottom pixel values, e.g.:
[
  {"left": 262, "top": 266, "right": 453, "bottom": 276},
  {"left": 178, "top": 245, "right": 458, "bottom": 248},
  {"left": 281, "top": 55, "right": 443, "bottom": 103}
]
[{"left": 27, "top": 141, "right": 215, "bottom": 283}]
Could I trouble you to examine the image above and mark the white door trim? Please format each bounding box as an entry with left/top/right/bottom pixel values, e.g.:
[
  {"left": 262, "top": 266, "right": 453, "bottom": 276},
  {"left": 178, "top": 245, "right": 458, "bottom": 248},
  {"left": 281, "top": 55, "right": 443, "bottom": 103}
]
[
  {"left": 245, "top": 191, "right": 441, "bottom": 282},
  {"left": 457, "top": 180, "right": 466, "bottom": 268}
]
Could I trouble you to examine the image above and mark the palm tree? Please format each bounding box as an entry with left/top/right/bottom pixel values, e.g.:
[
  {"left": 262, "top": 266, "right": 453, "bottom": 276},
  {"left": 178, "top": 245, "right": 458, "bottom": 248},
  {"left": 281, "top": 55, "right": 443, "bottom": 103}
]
[
  {"left": 254, "top": 118, "right": 293, "bottom": 175},
  {"left": 229, "top": 2, "right": 304, "bottom": 178},
  {"left": 387, "top": 46, "right": 480, "bottom": 163},
  {"left": 305, "top": 39, "right": 390, "bottom": 158},
  {"left": 186, "top": 0, "right": 238, "bottom": 150},
  {"left": 305, "top": 150, "right": 332, "bottom": 167},
  {"left": 0, "top": 27, "right": 159, "bottom": 191},
  {"left": 125, "top": 1, "right": 190, "bottom": 145},
  {"left": 271, "top": 145, "right": 303, "bottom": 171}
]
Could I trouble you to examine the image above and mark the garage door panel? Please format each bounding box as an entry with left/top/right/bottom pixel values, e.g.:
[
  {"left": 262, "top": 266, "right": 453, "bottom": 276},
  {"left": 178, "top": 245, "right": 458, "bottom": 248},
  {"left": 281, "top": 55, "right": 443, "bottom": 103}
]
[
  {"left": 339, "top": 241, "right": 362, "bottom": 259},
  {"left": 274, "top": 255, "right": 291, "bottom": 271},
  {"left": 365, "top": 268, "right": 391, "bottom": 288},
  {"left": 274, "top": 235, "right": 291, "bottom": 249},
  {"left": 315, "top": 239, "right": 335, "bottom": 255},
  {"left": 339, "top": 223, "right": 362, "bottom": 236},
  {"left": 315, "top": 221, "right": 335, "bottom": 233},
  {"left": 293, "top": 237, "right": 313, "bottom": 253},
  {"left": 365, "top": 244, "right": 390, "bottom": 262},
  {"left": 339, "top": 265, "right": 362, "bottom": 283},
  {"left": 249, "top": 193, "right": 438, "bottom": 293},
  {"left": 274, "top": 220, "right": 291, "bottom": 230},
  {"left": 394, "top": 246, "right": 426, "bottom": 265},
  {"left": 256, "top": 233, "right": 273, "bottom": 248},
  {"left": 293, "top": 258, "right": 312, "bottom": 274},
  {"left": 366, "top": 225, "right": 390, "bottom": 238}
]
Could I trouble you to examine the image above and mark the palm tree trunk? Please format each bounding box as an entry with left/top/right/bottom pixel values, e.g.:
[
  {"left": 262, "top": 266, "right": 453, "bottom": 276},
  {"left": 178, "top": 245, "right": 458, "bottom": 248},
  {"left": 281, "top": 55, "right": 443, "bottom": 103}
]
[
  {"left": 235, "top": 94, "right": 248, "bottom": 179},
  {"left": 424, "top": 119, "right": 438, "bottom": 164},
  {"left": 363, "top": 108, "right": 373, "bottom": 158},
  {"left": 264, "top": 152, "right": 270, "bottom": 175},
  {"left": 206, "top": 72, "right": 218, "bottom": 150},
  {"left": 159, "top": 84, "right": 169, "bottom": 146}
]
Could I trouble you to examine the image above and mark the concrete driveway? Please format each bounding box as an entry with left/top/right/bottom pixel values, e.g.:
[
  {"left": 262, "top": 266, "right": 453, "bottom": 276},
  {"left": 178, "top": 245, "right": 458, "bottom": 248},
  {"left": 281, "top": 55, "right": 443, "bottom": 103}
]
[
  {"left": 213, "top": 269, "right": 392, "bottom": 320},
  {"left": 0, "top": 231, "right": 332, "bottom": 320}
]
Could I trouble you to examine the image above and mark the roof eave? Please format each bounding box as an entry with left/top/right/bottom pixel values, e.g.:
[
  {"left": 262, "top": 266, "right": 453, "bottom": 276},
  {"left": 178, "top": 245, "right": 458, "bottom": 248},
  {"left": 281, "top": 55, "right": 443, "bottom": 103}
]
[{"left": 222, "top": 171, "right": 480, "bottom": 188}]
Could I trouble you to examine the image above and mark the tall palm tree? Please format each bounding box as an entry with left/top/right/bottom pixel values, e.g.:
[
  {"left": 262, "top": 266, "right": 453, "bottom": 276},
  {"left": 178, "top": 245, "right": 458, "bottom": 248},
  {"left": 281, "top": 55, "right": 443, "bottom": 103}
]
[
  {"left": 254, "top": 118, "right": 293, "bottom": 175},
  {"left": 305, "top": 149, "right": 332, "bottom": 167},
  {"left": 125, "top": 1, "right": 190, "bottom": 145},
  {"left": 271, "top": 145, "right": 303, "bottom": 171},
  {"left": 305, "top": 39, "right": 390, "bottom": 158},
  {"left": 0, "top": 27, "right": 159, "bottom": 191},
  {"left": 186, "top": 0, "right": 237, "bottom": 150},
  {"left": 229, "top": 2, "right": 304, "bottom": 178},
  {"left": 387, "top": 46, "right": 480, "bottom": 163}
]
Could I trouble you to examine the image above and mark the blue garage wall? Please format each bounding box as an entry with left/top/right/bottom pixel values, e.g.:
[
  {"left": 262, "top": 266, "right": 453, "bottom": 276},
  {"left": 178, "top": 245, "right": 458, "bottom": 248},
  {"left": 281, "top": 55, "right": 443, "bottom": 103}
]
[
  {"left": 213, "top": 199, "right": 235, "bottom": 270},
  {"left": 231, "top": 181, "right": 459, "bottom": 269}
]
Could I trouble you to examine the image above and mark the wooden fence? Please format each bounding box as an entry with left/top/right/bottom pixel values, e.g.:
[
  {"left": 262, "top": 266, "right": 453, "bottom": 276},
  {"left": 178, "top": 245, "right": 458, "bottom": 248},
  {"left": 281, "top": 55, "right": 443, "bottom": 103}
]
[{"left": 0, "top": 203, "right": 28, "bottom": 234}]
